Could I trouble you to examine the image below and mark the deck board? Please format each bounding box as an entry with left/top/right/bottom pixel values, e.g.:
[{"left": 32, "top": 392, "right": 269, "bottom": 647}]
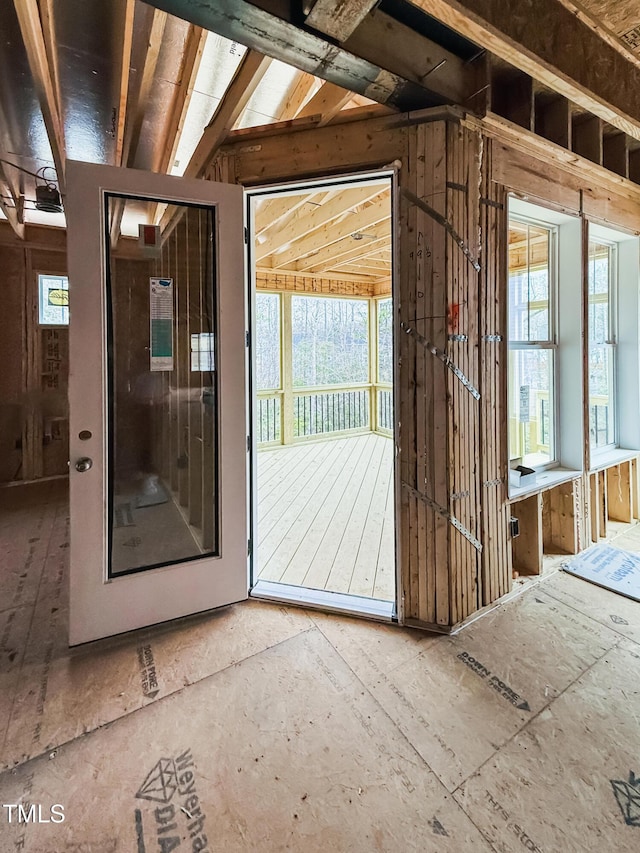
[{"left": 256, "top": 433, "right": 395, "bottom": 601}]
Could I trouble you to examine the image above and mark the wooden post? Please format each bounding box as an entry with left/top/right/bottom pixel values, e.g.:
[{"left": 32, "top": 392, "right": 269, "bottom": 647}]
[
  {"left": 281, "top": 292, "right": 294, "bottom": 445},
  {"left": 511, "top": 493, "right": 542, "bottom": 575},
  {"left": 369, "top": 296, "right": 378, "bottom": 433}
]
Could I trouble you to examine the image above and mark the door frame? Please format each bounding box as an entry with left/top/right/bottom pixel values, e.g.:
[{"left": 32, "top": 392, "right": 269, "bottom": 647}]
[{"left": 244, "top": 168, "right": 402, "bottom": 622}]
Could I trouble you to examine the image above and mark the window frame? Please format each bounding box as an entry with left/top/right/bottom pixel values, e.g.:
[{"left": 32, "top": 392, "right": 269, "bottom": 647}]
[
  {"left": 587, "top": 238, "right": 618, "bottom": 456},
  {"left": 37, "top": 271, "right": 69, "bottom": 327},
  {"left": 507, "top": 214, "right": 560, "bottom": 471}
]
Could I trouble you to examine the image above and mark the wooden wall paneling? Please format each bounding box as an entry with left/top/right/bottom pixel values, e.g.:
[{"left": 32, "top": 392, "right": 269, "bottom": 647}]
[
  {"left": 535, "top": 95, "right": 571, "bottom": 149},
  {"left": 22, "top": 246, "right": 41, "bottom": 480},
  {"left": 589, "top": 472, "right": 599, "bottom": 542},
  {"left": 572, "top": 115, "right": 603, "bottom": 166},
  {"left": 479, "top": 140, "right": 511, "bottom": 605},
  {"left": 542, "top": 480, "right": 580, "bottom": 555},
  {"left": 511, "top": 493, "right": 542, "bottom": 575},
  {"left": 429, "top": 121, "right": 450, "bottom": 628},
  {"left": 632, "top": 458, "right": 640, "bottom": 521},
  {"left": 603, "top": 132, "right": 629, "bottom": 179},
  {"left": 607, "top": 462, "right": 632, "bottom": 523},
  {"left": 414, "top": 122, "right": 429, "bottom": 625},
  {"left": 629, "top": 148, "right": 640, "bottom": 185}
]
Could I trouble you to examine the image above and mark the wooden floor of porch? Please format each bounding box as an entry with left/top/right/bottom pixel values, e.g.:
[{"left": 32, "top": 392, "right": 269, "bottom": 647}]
[{"left": 256, "top": 432, "right": 395, "bottom": 601}]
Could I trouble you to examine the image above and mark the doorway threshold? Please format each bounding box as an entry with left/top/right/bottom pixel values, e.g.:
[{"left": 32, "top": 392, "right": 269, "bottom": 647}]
[{"left": 251, "top": 579, "right": 395, "bottom": 622}]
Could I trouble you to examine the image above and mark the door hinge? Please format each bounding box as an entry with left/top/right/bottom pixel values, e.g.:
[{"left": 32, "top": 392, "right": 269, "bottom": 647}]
[
  {"left": 248, "top": 538, "right": 252, "bottom": 557},
  {"left": 244, "top": 226, "right": 249, "bottom": 244},
  {"left": 246, "top": 330, "right": 250, "bottom": 347},
  {"left": 247, "top": 435, "right": 251, "bottom": 452}
]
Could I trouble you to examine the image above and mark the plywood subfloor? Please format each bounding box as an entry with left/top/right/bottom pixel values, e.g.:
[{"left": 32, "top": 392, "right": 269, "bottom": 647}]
[
  {"left": 2, "top": 481, "right": 640, "bottom": 851},
  {"left": 257, "top": 433, "right": 395, "bottom": 601}
]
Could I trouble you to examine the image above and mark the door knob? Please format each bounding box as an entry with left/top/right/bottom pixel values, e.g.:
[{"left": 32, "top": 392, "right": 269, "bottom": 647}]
[{"left": 75, "top": 457, "right": 93, "bottom": 473}]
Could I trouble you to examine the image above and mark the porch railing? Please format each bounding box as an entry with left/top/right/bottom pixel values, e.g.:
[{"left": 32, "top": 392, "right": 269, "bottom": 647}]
[{"left": 257, "top": 383, "right": 393, "bottom": 445}]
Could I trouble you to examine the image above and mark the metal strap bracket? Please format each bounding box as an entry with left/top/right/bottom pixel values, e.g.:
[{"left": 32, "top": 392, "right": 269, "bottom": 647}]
[
  {"left": 401, "top": 187, "right": 481, "bottom": 273},
  {"left": 404, "top": 483, "right": 482, "bottom": 552},
  {"left": 448, "top": 333, "right": 468, "bottom": 342},
  {"left": 402, "top": 323, "right": 481, "bottom": 401},
  {"left": 482, "top": 334, "right": 503, "bottom": 342}
]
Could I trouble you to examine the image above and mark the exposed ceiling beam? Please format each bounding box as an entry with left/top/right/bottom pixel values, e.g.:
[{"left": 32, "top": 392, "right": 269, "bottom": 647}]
[
  {"left": 12, "top": 0, "right": 66, "bottom": 186},
  {"left": 111, "top": 7, "right": 167, "bottom": 245},
  {"left": 296, "top": 82, "right": 355, "bottom": 126},
  {"left": 38, "top": 0, "right": 61, "bottom": 118},
  {"left": 277, "top": 71, "right": 319, "bottom": 121},
  {"left": 305, "top": 0, "right": 380, "bottom": 42},
  {"left": 115, "top": 0, "right": 136, "bottom": 167},
  {"left": 122, "top": 8, "right": 167, "bottom": 168},
  {"left": 184, "top": 50, "right": 272, "bottom": 179},
  {"left": 410, "top": 0, "right": 640, "bottom": 140},
  {"left": 256, "top": 185, "right": 383, "bottom": 260},
  {"left": 300, "top": 233, "right": 389, "bottom": 273},
  {"left": 254, "top": 192, "right": 321, "bottom": 235},
  {"left": 0, "top": 161, "right": 25, "bottom": 239},
  {"left": 142, "top": 0, "right": 476, "bottom": 110},
  {"left": 272, "top": 198, "right": 391, "bottom": 268},
  {"left": 155, "top": 23, "right": 207, "bottom": 174}
]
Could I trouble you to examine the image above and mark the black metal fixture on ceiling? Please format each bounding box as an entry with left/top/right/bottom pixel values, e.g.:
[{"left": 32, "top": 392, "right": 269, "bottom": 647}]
[{"left": 0, "top": 159, "right": 63, "bottom": 213}]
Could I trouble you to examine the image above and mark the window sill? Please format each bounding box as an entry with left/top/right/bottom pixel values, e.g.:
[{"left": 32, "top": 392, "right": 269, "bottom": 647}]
[
  {"left": 509, "top": 467, "right": 582, "bottom": 502},
  {"left": 589, "top": 447, "right": 639, "bottom": 472}
]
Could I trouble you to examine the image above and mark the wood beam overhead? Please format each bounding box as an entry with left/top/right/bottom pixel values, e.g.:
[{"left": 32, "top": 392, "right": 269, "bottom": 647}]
[
  {"left": 155, "top": 23, "right": 207, "bottom": 175},
  {"left": 305, "top": 0, "right": 379, "bottom": 42},
  {"left": 184, "top": 50, "right": 272, "bottom": 179},
  {"left": 121, "top": 8, "right": 168, "bottom": 168},
  {"left": 115, "top": 0, "right": 136, "bottom": 167},
  {"left": 277, "top": 71, "right": 318, "bottom": 120},
  {"left": 296, "top": 82, "right": 355, "bottom": 126},
  {"left": 12, "top": 0, "right": 66, "bottom": 185},
  {"left": 270, "top": 197, "right": 391, "bottom": 269},
  {"left": 256, "top": 185, "right": 383, "bottom": 261},
  {"left": 410, "top": 0, "right": 640, "bottom": 140},
  {"left": 254, "top": 192, "right": 321, "bottom": 236},
  {"left": 300, "top": 233, "right": 389, "bottom": 273},
  {"left": 143, "top": 0, "right": 476, "bottom": 110}
]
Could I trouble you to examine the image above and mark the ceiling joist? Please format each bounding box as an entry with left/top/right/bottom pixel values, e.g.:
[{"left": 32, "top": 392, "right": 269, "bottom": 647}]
[
  {"left": 184, "top": 49, "right": 272, "bottom": 179},
  {"left": 12, "top": 0, "right": 66, "bottom": 186},
  {"left": 270, "top": 197, "right": 391, "bottom": 269},
  {"left": 256, "top": 185, "right": 384, "bottom": 261},
  {"left": 412, "top": 0, "right": 640, "bottom": 140},
  {"left": 305, "top": 0, "right": 379, "bottom": 43},
  {"left": 296, "top": 82, "right": 355, "bottom": 127}
]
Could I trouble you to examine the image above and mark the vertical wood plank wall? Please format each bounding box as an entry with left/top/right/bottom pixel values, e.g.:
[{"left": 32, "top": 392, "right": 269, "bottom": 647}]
[{"left": 400, "top": 120, "right": 505, "bottom": 629}]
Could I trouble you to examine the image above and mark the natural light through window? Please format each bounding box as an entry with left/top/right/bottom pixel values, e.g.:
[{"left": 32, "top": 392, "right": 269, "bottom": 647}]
[
  {"left": 38, "top": 274, "right": 69, "bottom": 325},
  {"left": 588, "top": 241, "right": 616, "bottom": 451},
  {"left": 508, "top": 220, "right": 556, "bottom": 469}
]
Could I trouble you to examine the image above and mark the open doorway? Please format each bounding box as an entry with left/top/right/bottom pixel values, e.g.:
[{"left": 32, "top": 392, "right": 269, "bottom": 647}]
[{"left": 248, "top": 174, "right": 396, "bottom": 617}]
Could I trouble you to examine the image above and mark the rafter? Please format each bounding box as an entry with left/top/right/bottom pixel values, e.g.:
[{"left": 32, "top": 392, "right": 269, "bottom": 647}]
[
  {"left": 412, "top": 0, "right": 640, "bottom": 140},
  {"left": 305, "top": 0, "right": 379, "bottom": 42},
  {"left": 184, "top": 50, "right": 272, "bottom": 179},
  {"left": 272, "top": 199, "right": 391, "bottom": 269},
  {"left": 256, "top": 185, "right": 384, "bottom": 261},
  {"left": 254, "top": 192, "right": 321, "bottom": 236},
  {"left": 155, "top": 23, "right": 207, "bottom": 174},
  {"left": 296, "top": 81, "right": 354, "bottom": 127},
  {"left": 12, "top": 0, "right": 65, "bottom": 185},
  {"left": 115, "top": 0, "right": 136, "bottom": 167},
  {"left": 122, "top": 8, "right": 167, "bottom": 168},
  {"left": 277, "top": 71, "right": 319, "bottom": 121},
  {"left": 300, "top": 233, "right": 389, "bottom": 273}
]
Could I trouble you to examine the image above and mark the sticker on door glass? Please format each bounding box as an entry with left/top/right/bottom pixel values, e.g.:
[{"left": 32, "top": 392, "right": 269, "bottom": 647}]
[{"left": 150, "top": 278, "right": 174, "bottom": 371}]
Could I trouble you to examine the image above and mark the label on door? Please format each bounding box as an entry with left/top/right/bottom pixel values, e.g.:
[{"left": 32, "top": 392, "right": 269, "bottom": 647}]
[{"left": 150, "top": 278, "right": 174, "bottom": 371}]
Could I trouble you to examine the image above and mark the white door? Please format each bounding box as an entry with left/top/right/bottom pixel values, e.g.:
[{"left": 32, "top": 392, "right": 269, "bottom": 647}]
[{"left": 66, "top": 161, "right": 247, "bottom": 645}]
